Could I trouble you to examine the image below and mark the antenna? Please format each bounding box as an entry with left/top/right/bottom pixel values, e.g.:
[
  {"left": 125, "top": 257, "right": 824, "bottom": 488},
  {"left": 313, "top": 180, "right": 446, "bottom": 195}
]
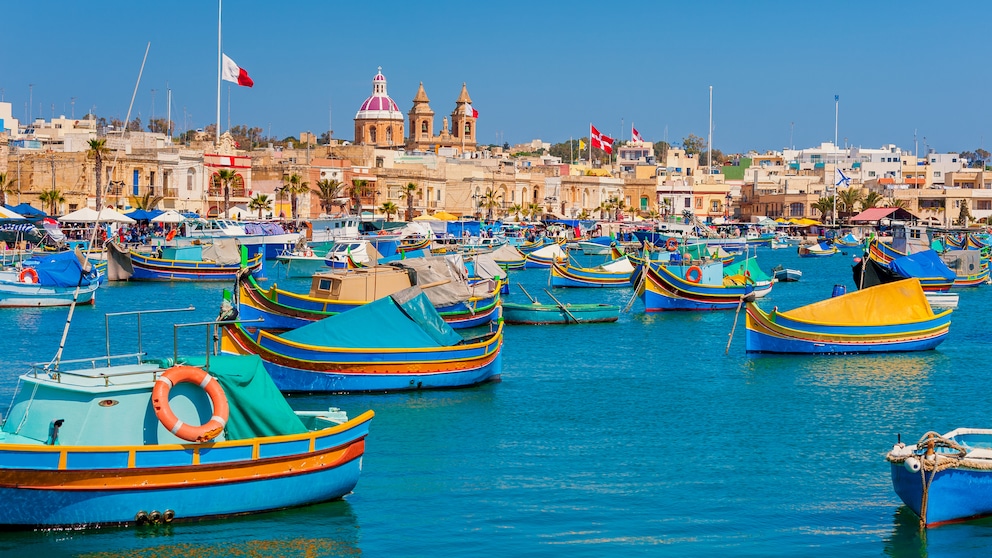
[
  {"left": 70, "top": 97, "right": 76, "bottom": 119},
  {"left": 28, "top": 83, "right": 34, "bottom": 122}
]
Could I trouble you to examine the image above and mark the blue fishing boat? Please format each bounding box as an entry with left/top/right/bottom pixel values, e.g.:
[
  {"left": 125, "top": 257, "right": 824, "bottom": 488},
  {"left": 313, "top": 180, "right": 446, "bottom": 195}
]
[
  {"left": 745, "top": 278, "right": 951, "bottom": 353},
  {"left": 220, "top": 286, "right": 503, "bottom": 393},
  {"left": 549, "top": 257, "right": 634, "bottom": 288},
  {"left": 637, "top": 260, "right": 770, "bottom": 311},
  {"left": 0, "top": 307, "right": 373, "bottom": 528},
  {"left": 834, "top": 232, "right": 862, "bottom": 247},
  {"left": 887, "top": 429, "right": 992, "bottom": 527},
  {"left": 106, "top": 240, "right": 261, "bottom": 281},
  {"left": 0, "top": 251, "right": 101, "bottom": 307}
]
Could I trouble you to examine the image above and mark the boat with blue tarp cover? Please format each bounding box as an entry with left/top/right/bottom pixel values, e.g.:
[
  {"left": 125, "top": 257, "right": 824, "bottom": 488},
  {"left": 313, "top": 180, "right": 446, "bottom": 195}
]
[
  {"left": 0, "top": 250, "right": 101, "bottom": 307},
  {"left": 220, "top": 285, "right": 503, "bottom": 393},
  {"left": 105, "top": 239, "right": 261, "bottom": 282}
]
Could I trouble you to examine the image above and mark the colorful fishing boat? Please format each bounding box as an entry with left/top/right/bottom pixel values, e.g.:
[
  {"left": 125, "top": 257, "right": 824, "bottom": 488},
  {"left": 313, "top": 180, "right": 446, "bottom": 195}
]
[
  {"left": 235, "top": 263, "right": 501, "bottom": 330},
  {"left": 859, "top": 249, "right": 956, "bottom": 292},
  {"left": 273, "top": 243, "right": 328, "bottom": 278},
  {"left": 523, "top": 244, "right": 567, "bottom": 268},
  {"left": 770, "top": 264, "right": 802, "bottom": 282},
  {"left": 576, "top": 236, "right": 614, "bottom": 255},
  {"left": 220, "top": 286, "right": 503, "bottom": 393},
  {"left": 0, "top": 307, "right": 373, "bottom": 528},
  {"left": 886, "top": 429, "right": 992, "bottom": 527},
  {"left": 106, "top": 240, "right": 261, "bottom": 281},
  {"left": 866, "top": 238, "right": 905, "bottom": 264},
  {"left": 940, "top": 250, "right": 990, "bottom": 287},
  {"left": 798, "top": 241, "right": 839, "bottom": 257},
  {"left": 637, "top": 260, "right": 771, "bottom": 311},
  {"left": 745, "top": 278, "right": 951, "bottom": 354},
  {"left": 549, "top": 256, "right": 634, "bottom": 288},
  {"left": 834, "top": 232, "right": 863, "bottom": 247},
  {"left": 0, "top": 251, "right": 101, "bottom": 307},
  {"left": 490, "top": 243, "right": 527, "bottom": 270},
  {"left": 502, "top": 301, "right": 619, "bottom": 324}
]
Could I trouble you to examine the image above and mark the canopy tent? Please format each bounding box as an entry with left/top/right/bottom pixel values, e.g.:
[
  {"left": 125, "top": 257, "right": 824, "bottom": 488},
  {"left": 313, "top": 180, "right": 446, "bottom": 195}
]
[
  {"left": 124, "top": 208, "right": 163, "bottom": 221},
  {"left": 431, "top": 210, "right": 459, "bottom": 221},
  {"left": 59, "top": 207, "right": 136, "bottom": 223},
  {"left": 6, "top": 203, "right": 46, "bottom": 218},
  {"left": 850, "top": 207, "right": 917, "bottom": 223},
  {"left": 0, "top": 206, "right": 25, "bottom": 219},
  {"left": 151, "top": 209, "right": 187, "bottom": 223}
]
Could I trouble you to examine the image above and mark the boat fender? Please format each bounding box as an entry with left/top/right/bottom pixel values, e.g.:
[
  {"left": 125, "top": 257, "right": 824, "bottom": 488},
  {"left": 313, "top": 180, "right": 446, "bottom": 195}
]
[
  {"left": 666, "top": 238, "right": 678, "bottom": 251},
  {"left": 904, "top": 456, "right": 921, "bottom": 473},
  {"left": 149, "top": 510, "right": 162, "bottom": 524},
  {"left": 163, "top": 509, "right": 175, "bottom": 523},
  {"left": 135, "top": 511, "right": 149, "bottom": 525},
  {"left": 165, "top": 229, "right": 177, "bottom": 241},
  {"left": 685, "top": 266, "right": 703, "bottom": 284},
  {"left": 18, "top": 267, "right": 39, "bottom": 284},
  {"left": 152, "top": 366, "right": 230, "bottom": 443}
]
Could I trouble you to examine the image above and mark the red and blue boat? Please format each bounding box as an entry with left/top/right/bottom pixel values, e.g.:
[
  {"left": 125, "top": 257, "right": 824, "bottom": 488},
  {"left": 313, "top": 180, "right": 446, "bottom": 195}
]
[
  {"left": 549, "top": 256, "right": 634, "bottom": 288},
  {"left": 636, "top": 260, "right": 771, "bottom": 311},
  {"left": 107, "top": 240, "right": 261, "bottom": 282}
]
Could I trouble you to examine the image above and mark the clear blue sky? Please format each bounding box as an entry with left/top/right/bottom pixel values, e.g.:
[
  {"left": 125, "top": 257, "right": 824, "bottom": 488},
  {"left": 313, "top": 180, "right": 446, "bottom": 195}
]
[{"left": 3, "top": 0, "right": 990, "bottom": 155}]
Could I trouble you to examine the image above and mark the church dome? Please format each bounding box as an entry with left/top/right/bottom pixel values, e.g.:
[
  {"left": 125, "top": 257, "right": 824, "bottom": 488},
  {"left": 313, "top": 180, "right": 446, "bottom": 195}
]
[{"left": 355, "top": 67, "right": 403, "bottom": 121}]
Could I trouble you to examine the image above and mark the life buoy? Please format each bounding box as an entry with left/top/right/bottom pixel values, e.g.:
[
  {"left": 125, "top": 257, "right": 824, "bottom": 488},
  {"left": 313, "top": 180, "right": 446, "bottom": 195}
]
[
  {"left": 152, "top": 366, "right": 230, "bottom": 443},
  {"left": 305, "top": 248, "right": 314, "bottom": 257},
  {"left": 165, "top": 229, "right": 177, "bottom": 241},
  {"left": 18, "top": 267, "right": 39, "bottom": 284},
  {"left": 685, "top": 265, "right": 703, "bottom": 283},
  {"left": 666, "top": 237, "right": 678, "bottom": 251}
]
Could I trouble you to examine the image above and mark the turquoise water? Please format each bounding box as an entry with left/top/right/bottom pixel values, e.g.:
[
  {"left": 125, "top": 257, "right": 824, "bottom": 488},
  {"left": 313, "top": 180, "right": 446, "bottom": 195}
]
[{"left": 0, "top": 248, "right": 990, "bottom": 556}]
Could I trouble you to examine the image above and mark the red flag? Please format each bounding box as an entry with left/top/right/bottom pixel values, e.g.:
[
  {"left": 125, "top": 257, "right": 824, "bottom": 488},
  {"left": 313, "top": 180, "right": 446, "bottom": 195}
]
[
  {"left": 631, "top": 126, "right": 643, "bottom": 143},
  {"left": 590, "top": 124, "right": 614, "bottom": 154},
  {"left": 221, "top": 53, "right": 254, "bottom": 87}
]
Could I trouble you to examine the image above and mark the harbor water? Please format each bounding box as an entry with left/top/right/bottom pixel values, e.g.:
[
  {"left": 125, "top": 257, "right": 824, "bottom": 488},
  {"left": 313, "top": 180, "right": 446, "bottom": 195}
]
[{"left": 0, "top": 246, "right": 989, "bottom": 556}]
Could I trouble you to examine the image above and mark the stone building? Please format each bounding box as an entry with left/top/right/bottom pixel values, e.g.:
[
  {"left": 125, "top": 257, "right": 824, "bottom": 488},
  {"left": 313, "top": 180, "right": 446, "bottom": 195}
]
[
  {"left": 405, "top": 82, "right": 478, "bottom": 155},
  {"left": 353, "top": 68, "right": 405, "bottom": 149}
]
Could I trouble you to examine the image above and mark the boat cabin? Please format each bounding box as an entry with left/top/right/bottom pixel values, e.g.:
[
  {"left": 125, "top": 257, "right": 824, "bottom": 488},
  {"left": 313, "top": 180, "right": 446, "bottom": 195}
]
[{"left": 309, "top": 266, "right": 412, "bottom": 301}]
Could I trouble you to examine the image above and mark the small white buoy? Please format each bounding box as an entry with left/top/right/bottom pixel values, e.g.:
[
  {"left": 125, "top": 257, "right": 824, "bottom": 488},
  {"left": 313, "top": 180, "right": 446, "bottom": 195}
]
[{"left": 905, "top": 457, "right": 921, "bottom": 473}]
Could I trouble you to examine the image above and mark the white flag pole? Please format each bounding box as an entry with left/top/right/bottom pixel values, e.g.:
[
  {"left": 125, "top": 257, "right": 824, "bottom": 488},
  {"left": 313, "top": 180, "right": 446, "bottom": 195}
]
[{"left": 216, "top": 0, "right": 222, "bottom": 145}]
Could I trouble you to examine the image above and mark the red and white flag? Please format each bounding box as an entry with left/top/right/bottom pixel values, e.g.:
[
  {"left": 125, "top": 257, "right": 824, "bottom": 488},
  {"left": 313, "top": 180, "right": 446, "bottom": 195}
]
[
  {"left": 221, "top": 53, "right": 254, "bottom": 87},
  {"left": 464, "top": 104, "right": 479, "bottom": 118},
  {"left": 590, "top": 124, "right": 614, "bottom": 155},
  {"left": 631, "top": 125, "right": 643, "bottom": 143}
]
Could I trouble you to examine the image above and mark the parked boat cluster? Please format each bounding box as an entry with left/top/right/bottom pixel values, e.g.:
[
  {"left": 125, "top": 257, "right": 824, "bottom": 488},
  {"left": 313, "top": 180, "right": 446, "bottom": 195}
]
[{"left": 2, "top": 213, "right": 992, "bottom": 530}]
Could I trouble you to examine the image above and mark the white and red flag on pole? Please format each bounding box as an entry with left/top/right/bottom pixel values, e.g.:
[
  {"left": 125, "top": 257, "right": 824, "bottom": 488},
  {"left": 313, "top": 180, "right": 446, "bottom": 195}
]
[
  {"left": 221, "top": 54, "right": 254, "bottom": 87},
  {"left": 590, "top": 124, "right": 613, "bottom": 154},
  {"left": 631, "top": 125, "right": 643, "bottom": 143}
]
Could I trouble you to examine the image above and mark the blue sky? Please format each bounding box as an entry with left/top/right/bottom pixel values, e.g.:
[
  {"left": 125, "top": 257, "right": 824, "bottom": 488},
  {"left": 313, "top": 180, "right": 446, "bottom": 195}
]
[{"left": 3, "top": 1, "right": 990, "bottom": 155}]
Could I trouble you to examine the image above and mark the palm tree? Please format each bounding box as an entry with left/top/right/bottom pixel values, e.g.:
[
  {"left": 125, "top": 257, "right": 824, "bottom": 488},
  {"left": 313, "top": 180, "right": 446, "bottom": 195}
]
[
  {"left": 481, "top": 189, "right": 501, "bottom": 221},
  {"left": 836, "top": 187, "right": 864, "bottom": 220},
  {"left": 275, "top": 184, "right": 289, "bottom": 218},
  {"left": 313, "top": 179, "right": 345, "bottom": 215},
  {"left": 526, "top": 202, "right": 542, "bottom": 221},
  {"left": 350, "top": 179, "right": 370, "bottom": 216},
  {"left": 0, "top": 172, "right": 16, "bottom": 208},
  {"left": 380, "top": 201, "right": 399, "bottom": 221},
  {"left": 885, "top": 198, "right": 910, "bottom": 209},
  {"left": 577, "top": 209, "right": 591, "bottom": 220},
  {"left": 128, "top": 191, "right": 164, "bottom": 210},
  {"left": 508, "top": 203, "right": 523, "bottom": 221},
  {"left": 283, "top": 173, "right": 310, "bottom": 221},
  {"left": 400, "top": 182, "right": 419, "bottom": 221},
  {"left": 812, "top": 196, "right": 835, "bottom": 221},
  {"left": 249, "top": 193, "right": 273, "bottom": 219},
  {"left": 862, "top": 191, "right": 884, "bottom": 210},
  {"left": 215, "top": 169, "right": 238, "bottom": 219},
  {"left": 38, "top": 188, "right": 65, "bottom": 216},
  {"left": 87, "top": 139, "right": 110, "bottom": 210}
]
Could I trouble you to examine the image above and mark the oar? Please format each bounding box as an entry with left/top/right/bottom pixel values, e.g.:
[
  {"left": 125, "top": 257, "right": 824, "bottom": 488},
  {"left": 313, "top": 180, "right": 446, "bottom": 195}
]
[
  {"left": 543, "top": 288, "right": 580, "bottom": 324},
  {"left": 419, "top": 278, "right": 452, "bottom": 290},
  {"left": 623, "top": 264, "right": 647, "bottom": 313},
  {"left": 517, "top": 283, "right": 539, "bottom": 304},
  {"left": 726, "top": 291, "right": 754, "bottom": 354}
]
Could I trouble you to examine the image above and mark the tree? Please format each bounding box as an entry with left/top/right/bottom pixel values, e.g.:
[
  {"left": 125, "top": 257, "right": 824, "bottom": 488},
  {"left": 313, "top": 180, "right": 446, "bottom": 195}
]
[
  {"left": 400, "top": 182, "right": 419, "bottom": 221},
  {"left": 812, "top": 196, "right": 835, "bottom": 221},
  {"left": 481, "top": 188, "right": 502, "bottom": 221},
  {"left": 283, "top": 173, "right": 309, "bottom": 221},
  {"left": 698, "top": 148, "right": 725, "bottom": 169},
  {"left": 836, "top": 187, "right": 864, "bottom": 220},
  {"left": 653, "top": 141, "right": 671, "bottom": 163},
  {"left": 38, "top": 188, "right": 65, "bottom": 216},
  {"left": 885, "top": 198, "right": 910, "bottom": 209},
  {"left": 380, "top": 201, "right": 399, "bottom": 221},
  {"left": 128, "top": 191, "right": 164, "bottom": 210},
  {"left": 350, "top": 179, "right": 371, "bottom": 215},
  {"left": 958, "top": 200, "right": 972, "bottom": 226},
  {"left": 313, "top": 179, "right": 345, "bottom": 215},
  {"left": 681, "top": 134, "right": 706, "bottom": 155},
  {"left": 526, "top": 203, "right": 542, "bottom": 220},
  {"left": 862, "top": 191, "right": 884, "bottom": 210},
  {"left": 126, "top": 117, "right": 142, "bottom": 132},
  {"left": 147, "top": 118, "right": 173, "bottom": 134},
  {"left": 0, "top": 172, "right": 16, "bottom": 208},
  {"left": 249, "top": 193, "right": 273, "bottom": 219},
  {"left": 508, "top": 203, "right": 523, "bottom": 221},
  {"left": 548, "top": 139, "right": 582, "bottom": 163},
  {"left": 216, "top": 169, "right": 239, "bottom": 218},
  {"left": 87, "top": 139, "right": 110, "bottom": 210}
]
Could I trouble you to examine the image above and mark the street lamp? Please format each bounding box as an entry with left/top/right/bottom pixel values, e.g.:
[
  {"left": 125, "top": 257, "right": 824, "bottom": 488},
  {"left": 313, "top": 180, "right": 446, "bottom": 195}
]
[{"left": 725, "top": 192, "right": 732, "bottom": 221}]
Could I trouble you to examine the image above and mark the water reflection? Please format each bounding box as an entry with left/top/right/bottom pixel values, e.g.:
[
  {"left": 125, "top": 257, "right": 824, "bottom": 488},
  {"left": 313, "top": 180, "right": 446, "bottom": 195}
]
[
  {"left": 884, "top": 506, "right": 992, "bottom": 558},
  {"left": 0, "top": 499, "right": 361, "bottom": 557}
]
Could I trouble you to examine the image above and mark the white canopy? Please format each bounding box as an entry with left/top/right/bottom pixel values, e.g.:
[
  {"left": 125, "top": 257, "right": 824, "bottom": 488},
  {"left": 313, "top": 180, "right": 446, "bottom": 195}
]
[
  {"left": 151, "top": 209, "right": 186, "bottom": 224},
  {"left": 59, "top": 207, "right": 136, "bottom": 223}
]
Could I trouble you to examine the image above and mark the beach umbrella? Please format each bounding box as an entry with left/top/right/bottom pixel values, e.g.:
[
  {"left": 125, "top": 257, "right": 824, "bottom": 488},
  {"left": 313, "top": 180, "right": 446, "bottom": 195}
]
[
  {"left": 151, "top": 210, "right": 186, "bottom": 224},
  {"left": 59, "top": 207, "right": 136, "bottom": 223},
  {"left": 432, "top": 210, "right": 458, "bottom": 221}
]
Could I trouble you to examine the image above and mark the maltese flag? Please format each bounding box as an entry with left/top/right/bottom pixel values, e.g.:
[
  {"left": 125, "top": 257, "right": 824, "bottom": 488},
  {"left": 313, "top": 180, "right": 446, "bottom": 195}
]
[
  {"left": 631, "top": 125, "right": 643, "bottom": 143},
  {"left": 222, "top": 54, "right": 254, "bottom": 87}
]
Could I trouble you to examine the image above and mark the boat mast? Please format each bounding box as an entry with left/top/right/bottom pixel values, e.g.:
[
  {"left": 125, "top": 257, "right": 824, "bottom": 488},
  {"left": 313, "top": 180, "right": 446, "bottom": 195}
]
[{"left": 216, "top": 0, "right": 222, "bottom": 145}]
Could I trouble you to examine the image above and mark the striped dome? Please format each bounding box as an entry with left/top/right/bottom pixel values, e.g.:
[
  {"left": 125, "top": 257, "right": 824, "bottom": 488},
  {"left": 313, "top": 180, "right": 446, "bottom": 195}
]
[{"left": 355, "top": 67, "right": 403, "bottom": 121}]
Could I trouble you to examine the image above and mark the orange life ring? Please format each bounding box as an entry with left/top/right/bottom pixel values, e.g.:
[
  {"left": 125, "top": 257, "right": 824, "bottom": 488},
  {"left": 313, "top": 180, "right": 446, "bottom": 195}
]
[
  {"left": 685, "top": 265, "right": 703, "bottom": 283},
  {"left": 665, "top": 237, "right": 678, "bottom": 251},
  {"left": 165, "top": 229, "right": 177, "bottom": 241},
  {"left": 18, "top": 267, "right": 39, "bottom": 284},
  {"left": 152, "top": 366, "right": 230, "bottom": 443}
]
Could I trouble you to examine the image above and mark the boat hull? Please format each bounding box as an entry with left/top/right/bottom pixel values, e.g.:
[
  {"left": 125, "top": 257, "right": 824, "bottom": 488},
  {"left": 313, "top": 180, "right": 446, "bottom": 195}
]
[
  {"left": 640, "top": 263, "right": 770, "bottom": 311},
  {"left": 0, "top": 412, "right": 372, "bottom": 528},
  {"left": 0, "top": 281, "right": 98, "bottom": 307},
  {"left": 889, "top": 463, "right": 992, "bottom": 526},
  {"left": 549, "top": 261, "right": 632, "bottom": 288},
  {"left": 129, "top": 252, "right": 262, "bottom": 281},
  {"left": 502, "top": 302, "right": 619, "bottom": 324}
]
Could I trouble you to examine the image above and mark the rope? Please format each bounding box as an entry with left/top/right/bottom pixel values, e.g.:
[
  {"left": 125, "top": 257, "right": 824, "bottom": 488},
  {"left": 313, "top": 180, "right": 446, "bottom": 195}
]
[{"left": 886, "top": 431, "right": 968, "bottom": 527}]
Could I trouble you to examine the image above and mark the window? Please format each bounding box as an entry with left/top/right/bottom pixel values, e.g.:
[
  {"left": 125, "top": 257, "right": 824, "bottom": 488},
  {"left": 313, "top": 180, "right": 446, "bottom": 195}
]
[
  {"left": 187, "top": 169, "right": 195, "bottom": 191},
  {"left": 695, "top": 197, "right": 703, "bottom": 209},
  {"left": 684, "top": 198, "right": 691, "bottom": 208},
  {"left": 465, "top": 122, "right": 471, "bottom": 136},
  {"left": 386, "top": 128, "right": 393, "bottom": 143},
  {"left": 977, "top": 200, "right": 992, "bottom": 210},
  {"left": 790, "top": 202, "right": 805, "bottom": 217},
  {"left": 369, "top": 127, "right": 377, "bottom": 143},
  {"left": 934, "top": 171, "right": 942, "bottom": 177},
  {"left": 711, "top": 200, "right": 720, "bottom": 212},
  {"left": 868, "top": 171, "right": 876, "bottom": 177}
]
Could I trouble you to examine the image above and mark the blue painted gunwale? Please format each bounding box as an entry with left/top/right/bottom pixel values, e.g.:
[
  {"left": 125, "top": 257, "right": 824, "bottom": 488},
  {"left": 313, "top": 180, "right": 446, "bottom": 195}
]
[{"left": 128, "top": 251, "right": 262, "bottom": 281}]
